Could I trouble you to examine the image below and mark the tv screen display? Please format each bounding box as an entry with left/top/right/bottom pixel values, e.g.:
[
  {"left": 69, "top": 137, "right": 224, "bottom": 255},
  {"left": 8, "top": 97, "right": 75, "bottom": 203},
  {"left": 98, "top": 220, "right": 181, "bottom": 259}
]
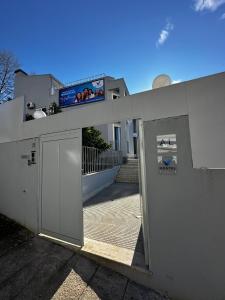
[{"left": 59, "top": 78, "right": 105, "bottom": 108}]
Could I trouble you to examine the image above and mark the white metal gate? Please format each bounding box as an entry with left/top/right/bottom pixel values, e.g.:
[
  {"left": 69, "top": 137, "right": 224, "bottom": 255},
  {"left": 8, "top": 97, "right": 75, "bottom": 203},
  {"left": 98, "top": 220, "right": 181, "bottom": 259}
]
[{"left": 40, "top": 130, "right": 83, "bottom": 246}]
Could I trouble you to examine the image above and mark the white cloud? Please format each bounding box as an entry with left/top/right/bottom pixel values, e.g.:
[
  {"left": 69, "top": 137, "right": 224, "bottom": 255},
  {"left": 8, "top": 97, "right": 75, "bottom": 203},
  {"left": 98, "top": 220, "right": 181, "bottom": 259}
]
[
  {"left": 156, "top": 21, "right": 174, "bottom": 47},
  {"left": 194, "top": 0, "right": 225, "bottom": 11},
  {"left": 221, "top": 12, "right": 225, "bottom": 18},
  {"left": 172, "top": 80, "right": 182, "bottom": 84}
]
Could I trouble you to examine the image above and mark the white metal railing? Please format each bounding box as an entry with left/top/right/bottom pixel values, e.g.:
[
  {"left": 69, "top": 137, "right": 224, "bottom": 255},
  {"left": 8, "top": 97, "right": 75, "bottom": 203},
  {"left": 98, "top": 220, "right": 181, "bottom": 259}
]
[
  {"left": 65, "top": 74, "right": 106, "bottom": 87},
  {"left": 82, "top": 146, "right": 122, "bottom": 175}
]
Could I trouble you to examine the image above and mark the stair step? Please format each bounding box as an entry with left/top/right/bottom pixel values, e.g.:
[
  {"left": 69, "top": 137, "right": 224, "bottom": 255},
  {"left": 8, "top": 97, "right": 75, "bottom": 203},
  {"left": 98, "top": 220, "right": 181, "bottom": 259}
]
[
  {"left": 116, "top": 159, "right": 139, "bottom": 183},
  {"left": 121, "top": 164, "right": 138, "bottom": 168},
  {"left": 116, "top": 176, "right": 139, "bottom": 178},
  {"left": 117, "top": 174, "right": 139, "bottom": 176},
  {"left": 119, "top": 170, "right": 138, "bottom": 172},
  {"left": 118, "top": 174, "right": 138, "bottom": 176},
  {"left": 122, "top": 167, "right": 138, "bottom": 170},
  {"left": 120, "top": 171, "right": 139, "bottom": 173},
  {"left": 117, "top": 173, "right": 139, "bottom": 176},
  {"left": 118, "top": 176, "right": 139, "bottom": 178},
  {"left": 119, "top": 177, "right": 139, "bottom": 179},
  {"left": 116, "top": 180, "right": 139, "bottom": 183},
  {"left": 116, "top": 178, "right": 139, "bottom": 182},
  {"left": 116, "top": 180, "right": 139, "bottom": 182},
  {"left": 117, "top": 177, "right": 139, "bottom": 179},
  {"left": 127, "top": 159, "right": 139, "bottom": 162},
  {"left": 81, "top": 238, "right": 153, "bottom": 291},
  {"left": 116, "top": 178, "right": 139, "bottom": 180}
]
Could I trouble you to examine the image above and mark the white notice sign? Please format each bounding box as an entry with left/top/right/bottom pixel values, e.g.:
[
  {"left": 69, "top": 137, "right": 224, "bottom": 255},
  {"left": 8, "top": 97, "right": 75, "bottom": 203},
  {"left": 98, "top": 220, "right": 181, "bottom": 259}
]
[{"left": 156, "top": 134, "right": 177, "bottom": 174}]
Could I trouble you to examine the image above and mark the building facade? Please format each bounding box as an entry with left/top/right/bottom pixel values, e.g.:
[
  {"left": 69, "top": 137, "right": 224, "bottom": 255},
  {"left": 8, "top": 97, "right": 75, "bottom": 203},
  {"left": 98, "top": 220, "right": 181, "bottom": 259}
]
[{"left": 14, "top": 69, "right": 137, "bottom": 158}]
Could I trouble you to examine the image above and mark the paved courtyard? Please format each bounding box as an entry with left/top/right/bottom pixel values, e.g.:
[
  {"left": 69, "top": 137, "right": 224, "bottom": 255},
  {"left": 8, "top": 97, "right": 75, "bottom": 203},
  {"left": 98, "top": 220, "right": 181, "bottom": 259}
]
[
  {"left": 84, "top": 183, "right": 144, "bottom": 254},
  {"left": 0, "top": 214, "right": 169, "bottom": 300}
]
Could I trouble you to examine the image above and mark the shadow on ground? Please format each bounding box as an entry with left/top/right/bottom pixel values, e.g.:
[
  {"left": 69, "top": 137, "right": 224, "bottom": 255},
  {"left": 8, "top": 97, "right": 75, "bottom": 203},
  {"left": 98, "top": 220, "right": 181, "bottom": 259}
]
[
  {"left": 84, "top": 183, "right": 142, "bottom": 251},
  {"left": 84, "top": 182, "right": 147, "bottom": 270},
  {"left": 0, "top": 214, "right": 169, "bottom": 300},
  {"left": 84, "top": 183, "right": 139, "bottom": 207},
  {"left": 131, "top": 226, "right": 145, "bottom": 267}
]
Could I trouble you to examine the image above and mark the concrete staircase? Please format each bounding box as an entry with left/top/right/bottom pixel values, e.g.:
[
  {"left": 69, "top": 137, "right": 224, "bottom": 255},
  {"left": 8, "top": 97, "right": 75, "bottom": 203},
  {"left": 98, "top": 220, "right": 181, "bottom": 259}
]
[{"left": 116, "top": 158, "right": 139, "bottom": 183}]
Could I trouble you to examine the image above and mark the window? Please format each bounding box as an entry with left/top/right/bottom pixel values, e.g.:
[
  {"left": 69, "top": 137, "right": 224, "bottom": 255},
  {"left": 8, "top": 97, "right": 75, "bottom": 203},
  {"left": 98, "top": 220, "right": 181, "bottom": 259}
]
[
  {"left": 114, "top": 126, "right": 121, "bottom": 151},
  {"left": 112, "top": 94, "right": 120, "bottom": 100},
  {"left": 133, "top": 119, "right": 137, "bottom": 133}
]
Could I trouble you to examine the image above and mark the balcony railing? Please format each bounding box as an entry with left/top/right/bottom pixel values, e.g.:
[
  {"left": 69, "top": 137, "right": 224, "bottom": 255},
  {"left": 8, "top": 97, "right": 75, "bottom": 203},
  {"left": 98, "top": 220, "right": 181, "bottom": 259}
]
[
  {"left": 82, "top": 146, "right": 122, "bottom": 175},
  {"left": 65, "top": 73, "right": 106, "bottom": 87}
]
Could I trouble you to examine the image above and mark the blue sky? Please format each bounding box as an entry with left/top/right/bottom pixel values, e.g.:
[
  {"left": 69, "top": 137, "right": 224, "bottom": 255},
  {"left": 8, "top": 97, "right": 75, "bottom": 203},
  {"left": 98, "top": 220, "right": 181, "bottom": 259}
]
[{"left": 0, "top": 0, "right": 224, "bottom": 93}]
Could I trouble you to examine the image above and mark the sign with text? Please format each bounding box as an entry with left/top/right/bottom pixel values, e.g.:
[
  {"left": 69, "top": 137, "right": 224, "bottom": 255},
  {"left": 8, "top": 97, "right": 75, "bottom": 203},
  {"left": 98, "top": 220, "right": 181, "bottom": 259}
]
[
  {"left": 157, "top": 134, "right": 177, "bottom": 174},
  {"left": 59, "top": 79, "right": 105, "bottom": 108}
]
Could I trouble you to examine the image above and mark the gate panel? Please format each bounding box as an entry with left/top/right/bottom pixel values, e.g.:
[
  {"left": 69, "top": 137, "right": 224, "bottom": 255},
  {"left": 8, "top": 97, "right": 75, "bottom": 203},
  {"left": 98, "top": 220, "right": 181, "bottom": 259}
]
[
  {"left": 40, "top": 130, "right": 83, "bottom": 246},
  {"left": 41, "top": 140, "right": 60, "bottom": 234}
]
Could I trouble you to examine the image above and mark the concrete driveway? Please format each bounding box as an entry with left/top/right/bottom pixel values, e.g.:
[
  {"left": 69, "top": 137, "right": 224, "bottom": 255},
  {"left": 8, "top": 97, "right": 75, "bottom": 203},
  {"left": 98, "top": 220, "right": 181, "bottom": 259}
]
[
  {"left": 0, "top": 214, "right": 169, "bottom": 300},
  {"left": 84, "top": 183, "right": 143, "bottom": 254}
]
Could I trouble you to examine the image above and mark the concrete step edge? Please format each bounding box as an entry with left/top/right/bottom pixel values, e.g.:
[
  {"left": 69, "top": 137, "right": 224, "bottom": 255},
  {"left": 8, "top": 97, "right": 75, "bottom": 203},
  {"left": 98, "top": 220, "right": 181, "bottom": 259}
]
[
  {"left": 39, "top": 236, "right": 155, "bottom": 294},
  {"left": 117, "top": 172, "right": 139, "bottom": 175},
  {"left": 117, "top": 177, "right": 139, "bottom": 179},
  {"left": 120, "top": 165, "right": 139, "bottom": 167},
  {"left": 80, "top": 238, "right": 153, "bottom": 290},
  {"left": 116, "top": 175, "right": 139, "bottom": 178},
  {"left": 116, "top": 181, "right": 139, "bottom": 183}
]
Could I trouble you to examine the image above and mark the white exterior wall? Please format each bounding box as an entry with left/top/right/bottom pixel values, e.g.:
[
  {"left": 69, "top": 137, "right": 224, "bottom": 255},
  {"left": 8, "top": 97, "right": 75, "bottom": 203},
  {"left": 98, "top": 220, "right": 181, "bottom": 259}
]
[
  {"left": 94, "top": 123, "right": 116, "bottom": 148},
  {"left": 9, "top": 81, "right": 186, "bottom": 142},
  {"left": 143, "top": 116, "right": 225, "bottom": 300},
  {"left": 0, "top": 96, "right": 24, "bottom": 142},
  {"left": 0, "top": 139, "right": 39, "bottom": 232},
  {"left": 126, "top": 119, "right": 135, "bottom": 157},
  {"left": 15, "top": 72, "right": 62, "bottom": 113},
  {"left": 120, "top": 120, "right": 128, "bottom": 157},
  {"left": 94, "top": 124, "right": 109, "bottom": 143},
  {"left": 187, "top": 73, "right": 225, "bottom": 168},
  {"left": 107, "top": 123, "right": 114, "bottom": 146},
  {"left": 0, "top": 72, "right": 224, "bottom": 300},
  {"left": 2, "top": 73, "right": 225, "bottom": 166},
  {"left": 82, "top": 166, "right": 120, "bottom": 202},
  {"left": 95, "top": 121, "right": 129, "bottom": 156},
  {"left": 104, "top": 77, "right": 129, "bottom": 100}
]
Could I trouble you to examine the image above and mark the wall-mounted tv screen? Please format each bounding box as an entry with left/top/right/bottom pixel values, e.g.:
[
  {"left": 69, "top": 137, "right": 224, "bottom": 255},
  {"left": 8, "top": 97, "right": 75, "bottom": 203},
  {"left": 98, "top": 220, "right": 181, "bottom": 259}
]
[{"left": 59, "top": 78, "right": 105, "bottom": 108}]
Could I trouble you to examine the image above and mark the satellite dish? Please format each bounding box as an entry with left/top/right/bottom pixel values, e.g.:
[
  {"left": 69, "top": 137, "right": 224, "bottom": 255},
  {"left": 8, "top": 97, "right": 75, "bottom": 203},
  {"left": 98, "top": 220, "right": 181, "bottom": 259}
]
[
  {"left": 26, "top": 101, "right": 36, "bottom": 110},
  {"left": 152, "top": 74, "right": 172, "bottom": 89},
  {"left": 33, "top": 108, "right": 47, "bottom": 119}
]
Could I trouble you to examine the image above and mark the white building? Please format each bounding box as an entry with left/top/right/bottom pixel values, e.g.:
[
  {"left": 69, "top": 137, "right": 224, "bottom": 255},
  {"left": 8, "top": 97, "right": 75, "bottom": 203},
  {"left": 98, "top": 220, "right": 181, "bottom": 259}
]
[{"left": 14, "top": 69, "right": 137, "bottom": 158}]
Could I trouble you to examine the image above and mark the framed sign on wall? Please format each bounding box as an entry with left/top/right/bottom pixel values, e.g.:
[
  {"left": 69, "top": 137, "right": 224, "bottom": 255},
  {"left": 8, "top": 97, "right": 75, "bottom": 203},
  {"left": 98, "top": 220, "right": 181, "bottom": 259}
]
[{"left": 156, "top": 134, "right": 177, "bottom": 174}]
